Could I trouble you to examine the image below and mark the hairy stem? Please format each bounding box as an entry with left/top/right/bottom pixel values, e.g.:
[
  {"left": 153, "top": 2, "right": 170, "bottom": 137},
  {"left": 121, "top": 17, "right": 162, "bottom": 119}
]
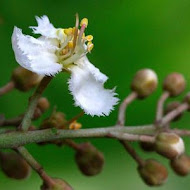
[
  {"left": 20, "top": 76, "right": 52, "bottom": 131},
  {"left": 17, "top": 146, "right": 55, "bottom": 186},
  {"left": 0, "top": 81, "right": 15, "bottom": 97},
  {"left": 117, "top": 91, "right": 138, "bottom": 126}
]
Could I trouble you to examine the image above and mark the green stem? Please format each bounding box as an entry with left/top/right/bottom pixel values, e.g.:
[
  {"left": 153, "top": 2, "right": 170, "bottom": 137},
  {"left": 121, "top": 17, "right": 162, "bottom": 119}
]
[
  {"left": 20, "top": 76, "right": 52, "bottom": 131},
  {"left": 0, "top": 125, "right": 155, "bottom": 148}
]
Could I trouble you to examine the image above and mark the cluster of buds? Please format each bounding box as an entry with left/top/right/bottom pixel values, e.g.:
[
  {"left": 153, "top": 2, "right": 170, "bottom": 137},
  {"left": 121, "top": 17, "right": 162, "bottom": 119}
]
[{"left": 129, "top": 69, "right": 190, "bottom": 186}]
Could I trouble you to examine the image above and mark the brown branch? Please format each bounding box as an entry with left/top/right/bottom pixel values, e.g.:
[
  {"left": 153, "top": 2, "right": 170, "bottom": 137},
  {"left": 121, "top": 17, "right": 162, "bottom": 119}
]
[
  {"left": 117, "top": 92, "right": 138, "bottom": 126},
  {"left": 119, "top": 141, "right": 145, "bottom": 166},
  {"left": 160, "top": 102, "right": 189, "bottom": 127},
  {"left": 0, "top": 81, "right": 15, "bottom": 96},
  {"left": 0, "top": 115, "right": 23, "bottom": 127},
  {"left": 156, "top": 91, "right": 170, "bottom": 122},
  {"left": 16, "top": 147, "right": 55, "bottom": 186}
]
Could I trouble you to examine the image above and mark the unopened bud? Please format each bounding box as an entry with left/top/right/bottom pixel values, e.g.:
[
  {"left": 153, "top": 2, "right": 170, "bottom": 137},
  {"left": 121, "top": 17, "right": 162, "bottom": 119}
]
[
  {"left": 33, "top": 108, "right": 42, "bottom": 120},
  {"left": 138, "top": 159, "right": 168, "bottom": 186},
  {"left": 41, "top": 178, "right": 73, "bottom": 190},
  {"left": 165, "top": 101, "right": 182, "bottom": 121},
  {"left": 170, "top": 154, "right": 190, "bottom": 176},
  {"left": 75, "top": 142, "right": 104, "bottom": 176},
  {"left": 11, "top": 66, "right": 42, "bottom": 92},
  {"left": 37, "top": 97, "right": 50, "bottom": 112},
  {"left": 69, "top": 121, "right": 82, "bottom": 130},
  {"left": 131, "top": 69, "right": 158, "bottom": 98},
  {"left": 140, "top": 142, "right": 155, "bottom": 152},
  {"left": 155, "top": 132, "right": 185, "bottom": 159},
  {"left": 0, "top": 152, "right": 31, "bottom": 180},
  {"left": 40, "top": 112, "right": 66, "bottom": 129},
  {"left": 163, "top": 73, "right": 186, "bottom": 96}
]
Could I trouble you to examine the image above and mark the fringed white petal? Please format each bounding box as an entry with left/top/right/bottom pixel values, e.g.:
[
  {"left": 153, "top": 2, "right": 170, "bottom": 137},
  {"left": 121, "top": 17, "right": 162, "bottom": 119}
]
[
  {"left": 30, "top": 15, "right": 58, "bottom": 39},
  {"left": 75, "top": 56, "right": 108, "bottom": 83},
  {"left": 12, "top": 26, "right": 62, "bottom": 76},
  {"left": 68, "top": 58, "right": 119, "bottom": 116}
]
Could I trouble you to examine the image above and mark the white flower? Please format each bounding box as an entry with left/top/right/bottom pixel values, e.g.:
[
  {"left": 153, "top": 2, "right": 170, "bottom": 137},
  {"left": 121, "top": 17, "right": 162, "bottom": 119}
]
[{"left": 11, "top": 15, "right": 119, "bottom": 116}]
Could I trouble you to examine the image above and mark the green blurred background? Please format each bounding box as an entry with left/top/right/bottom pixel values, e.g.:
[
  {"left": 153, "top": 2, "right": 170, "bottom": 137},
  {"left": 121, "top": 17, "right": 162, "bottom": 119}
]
[{"left": 1, "top": 0, "right": 190, "bottom": 189}]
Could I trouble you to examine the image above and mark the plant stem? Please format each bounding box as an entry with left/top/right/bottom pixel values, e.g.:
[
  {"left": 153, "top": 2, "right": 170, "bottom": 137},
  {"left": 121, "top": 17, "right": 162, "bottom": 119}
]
[
  {"left": 155, "top": 91, "right": 170, "bottom": 122},
  {"left": 0, "top": 115, "right": 23, "bottom": 127},
  {"left": 17, "top": 146, "right": 55, "bottom": 186},
  {"left": 0, "top": 81, "right": 15, "bottom": 96},
  {"left": 160, "top": 102, "right": 189, "bottom": 126},
  {"left": 117, "top": 92, "right": 138, "bottom": 126},
  {"left": 0, "top": 125, "right": 155, "bottom": 148},
  {"left": 119, "top": 141, "right": 145, "bottom": 166},
  {"left": 64, "top": 139, "right": 81, "bottom": 151},
  {"left": 20, "top": 76, "right": 52, "bottom": 131}
]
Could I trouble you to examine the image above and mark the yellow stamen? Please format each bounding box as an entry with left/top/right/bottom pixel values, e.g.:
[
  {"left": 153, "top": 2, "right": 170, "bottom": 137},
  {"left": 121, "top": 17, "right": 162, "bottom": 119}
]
[
  {"left": 85, "top": 35, "right": 93, "bottom": 42},
  {"left": 69, "top": 121, "right": 82, "bottom": 130},
  {"left": 87, "top": 41, "right": 94, "bottom": 52},
  {"left": 80, "top": 18, "right": 88, "bottom": 27},
  {"left": 64, "top": 28, "right": 73, "bottom": 36},
  {"left": 68, "top": 41, "right": 74, "bottom": 49}
]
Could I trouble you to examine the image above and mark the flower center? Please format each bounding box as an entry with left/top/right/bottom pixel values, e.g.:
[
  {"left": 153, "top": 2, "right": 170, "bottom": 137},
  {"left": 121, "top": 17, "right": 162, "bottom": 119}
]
[{"left": 56, "top": 15, "right": 94, "bottom": 68}]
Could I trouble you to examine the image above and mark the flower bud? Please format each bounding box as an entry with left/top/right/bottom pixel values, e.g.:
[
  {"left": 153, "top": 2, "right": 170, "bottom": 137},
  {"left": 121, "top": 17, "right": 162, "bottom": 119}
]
[
  {"left": 138, "top": 159, "right": 168, "bottom": 186},
  {"left": 37, "top": 97, "right": 50, "bottom": 113},
  {"left": 75, "top": 142, "right": 104, "bottom": 176},
  {"left": 0, "top": 152, "right": 31, "bottom": 180},
  {"left": 165, "top": 101, "right": 182, "bottom": 121},
  {"left": 33, "top": 108, "right": 42, "bottom": 120},
  {"left": 155, "top": 132, "right": 185, "bottom": 159},
  {"left": 131, "top": 69, "right": 158, "bottom": 98},
  {"left": 11, "top": 66, "right": 42, "bottom": 92},
  {"left": 163, "top": 73, "right": 186, "bottom": 96},
  {"left": 40, "top": 112, "right": 67, "bottom": 129},
  {"left": 140, "top": 142, "right": 155, "bottom": 152},
  {"left": 41, "top": 178, "right": 73, "bottom": 190},
  {"left": 170, "top": 154, "right": 190, "bottom": 176}
]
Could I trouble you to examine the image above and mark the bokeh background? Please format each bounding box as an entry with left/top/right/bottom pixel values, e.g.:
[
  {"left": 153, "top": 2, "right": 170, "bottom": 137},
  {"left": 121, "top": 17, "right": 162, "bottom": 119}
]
[{"left": 1, "top": 0, "right": 190, "bottom": 189}]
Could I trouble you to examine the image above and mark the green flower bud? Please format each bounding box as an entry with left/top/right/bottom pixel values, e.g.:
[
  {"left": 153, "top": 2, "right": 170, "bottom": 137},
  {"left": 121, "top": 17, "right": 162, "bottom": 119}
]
[
  {"left": 40, "top": 112, "right": 67, "bottom": 129},
  {"left": 155, "top": 132, "right": 185, "bottom": 159},
  {"left": 163, "top": 73, "right": 186, "bottom": 96},
  {"left": 170, "top": 154, "right": 190, "bottom": 176},
  {"left": 140, "top": 142, "right": 155, "bottom": 152},
  {"left": 41, "top": 178, "right": 73, "bottom": 190},
  {"left": 138, "top": 159, "right": 168, "bottom": 186},
  {"left": 11, "top": 66, "right": 42, "bottom": 92},
  {"left": 165, "top": 101, "right": 182, "bottom": 121},
  {"left": 75, "top": 142, "right": 104, "bottom": 176},
  {"left": 0, "top": 152, "right": 31, "bottom": 180},
  {"left": 131, "top": 69, "right": 158, "bottom": 98}
]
